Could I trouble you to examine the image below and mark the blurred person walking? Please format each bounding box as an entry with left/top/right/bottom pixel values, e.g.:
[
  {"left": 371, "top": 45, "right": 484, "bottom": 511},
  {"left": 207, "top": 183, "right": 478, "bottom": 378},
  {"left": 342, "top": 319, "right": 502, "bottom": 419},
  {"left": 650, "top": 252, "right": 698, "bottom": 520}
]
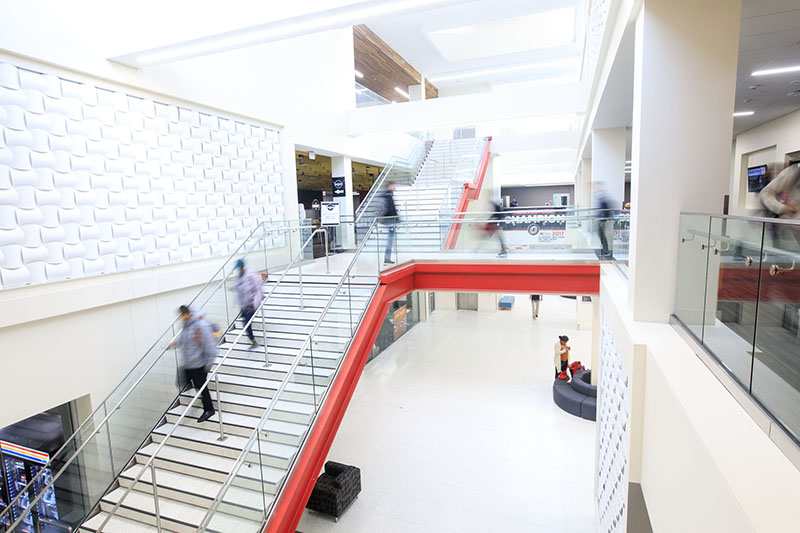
[
  {"left": 169, "top": 306, "right": 218, "bottom": 423},
  {"left": 378, "top": 181, "right": 399, "bottom": 265},
  {"left": 593, "top": 183, "right": 613, "bottom": 258},
  {"left": 233, "top": 258, "right": 263, "bottom": 351},
  {"left": 530, "top": 294, "right": 542, "bottom": 318},
  {"left": 488, "top": 201, "right": 508, "bottom": 257},
  {"left": 760, "top": 162, "right": 800, "bottom": 245}
]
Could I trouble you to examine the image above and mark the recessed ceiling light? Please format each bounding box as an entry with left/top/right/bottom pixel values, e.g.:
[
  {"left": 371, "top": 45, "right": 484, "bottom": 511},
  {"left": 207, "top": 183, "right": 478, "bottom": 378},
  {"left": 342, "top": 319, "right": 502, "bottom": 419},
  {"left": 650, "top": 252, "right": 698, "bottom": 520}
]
[
  {"left": 752, "top": 65, "right": 800, "bottom": 76},
  {"left": 733, "top": 111, "right": 754, "bottom": 117},
  {"left": 354, "top": 70, "right": 364, "bottom": 79},
  {"left": 394, "top": 87, "right": 410, "bottom": 99}
]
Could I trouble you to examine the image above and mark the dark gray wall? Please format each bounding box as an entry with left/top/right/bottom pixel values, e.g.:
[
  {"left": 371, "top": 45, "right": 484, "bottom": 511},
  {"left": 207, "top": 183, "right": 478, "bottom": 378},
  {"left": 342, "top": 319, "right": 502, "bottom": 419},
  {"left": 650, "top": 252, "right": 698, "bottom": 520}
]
[{"left": 501, "top": 185, "right": 575, "bottom": 207}]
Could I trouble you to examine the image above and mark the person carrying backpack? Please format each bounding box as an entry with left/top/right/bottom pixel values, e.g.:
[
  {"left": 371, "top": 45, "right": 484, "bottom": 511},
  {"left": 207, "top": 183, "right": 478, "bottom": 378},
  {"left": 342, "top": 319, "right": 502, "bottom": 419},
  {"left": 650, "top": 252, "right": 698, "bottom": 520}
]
[{"left": 378, "top": 181, "right": 399, "bottom": 265}]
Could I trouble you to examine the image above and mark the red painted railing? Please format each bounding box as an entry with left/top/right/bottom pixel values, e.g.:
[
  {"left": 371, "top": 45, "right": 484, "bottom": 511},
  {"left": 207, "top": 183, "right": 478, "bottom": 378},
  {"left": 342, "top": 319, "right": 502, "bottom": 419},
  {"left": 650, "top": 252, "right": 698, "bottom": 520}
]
[
  {"left": 264, "top": 261, "right": 599, "bottom": 532},
  {"left": 444, "top": 137, "right": 492, "bottom": 249}
]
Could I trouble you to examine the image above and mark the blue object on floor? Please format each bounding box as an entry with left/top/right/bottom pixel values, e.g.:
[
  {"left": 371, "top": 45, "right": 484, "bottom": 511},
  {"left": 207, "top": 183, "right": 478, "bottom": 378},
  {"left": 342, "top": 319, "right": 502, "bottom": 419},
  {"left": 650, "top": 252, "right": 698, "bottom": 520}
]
[{"left": 498, "top": 295, "right": 515, "bottom": 309}]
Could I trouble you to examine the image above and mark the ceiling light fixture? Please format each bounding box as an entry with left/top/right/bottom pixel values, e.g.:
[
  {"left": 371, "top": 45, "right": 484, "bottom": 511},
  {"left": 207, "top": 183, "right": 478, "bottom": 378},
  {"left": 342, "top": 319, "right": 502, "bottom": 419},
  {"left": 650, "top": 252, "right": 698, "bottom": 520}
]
[
  {"left": 428, "top": 59, "right": 573, "bottom": 83},
  {"left": 134, "top": 0, "right": 454, "bottom": 65},
  {"left": 354, "top": 70, "right": 364, "bottom": 78},
  {"left": 733, "top": 111, "right": 754, "bottom": 117},
  {"left": 753, "top": 65, "right": 800, "bottom": 76},
  {"left": 394, "top": 87, "right": 410, "bottom": 99}
]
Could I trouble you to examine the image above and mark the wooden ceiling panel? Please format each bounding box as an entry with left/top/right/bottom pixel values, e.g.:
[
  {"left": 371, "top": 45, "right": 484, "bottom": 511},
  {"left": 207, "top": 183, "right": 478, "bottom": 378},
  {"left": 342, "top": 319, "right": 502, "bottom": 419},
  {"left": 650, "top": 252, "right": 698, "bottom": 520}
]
[
  {"left": 354, "top": 24, "right": 438, "bottom": 102},
  {"left": 295, "top": 151, "right": 383, "bottom": 191}
]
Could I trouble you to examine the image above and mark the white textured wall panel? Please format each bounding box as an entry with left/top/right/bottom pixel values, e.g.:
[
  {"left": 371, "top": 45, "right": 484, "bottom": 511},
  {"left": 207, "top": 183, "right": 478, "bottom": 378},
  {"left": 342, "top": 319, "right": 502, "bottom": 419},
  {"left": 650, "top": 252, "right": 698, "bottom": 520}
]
[
  {"left": 597, "top": 317, "right": 631, "bottom": 533},
  {"left": 0, "top": 62, "right": 283, "bottom": 289}
]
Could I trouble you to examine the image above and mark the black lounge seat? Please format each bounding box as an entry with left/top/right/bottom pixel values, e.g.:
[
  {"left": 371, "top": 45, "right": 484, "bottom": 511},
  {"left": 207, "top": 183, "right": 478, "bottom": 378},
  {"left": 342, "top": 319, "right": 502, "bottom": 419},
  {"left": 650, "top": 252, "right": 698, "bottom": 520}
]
[{"left": 306, "top": 461, "right": 361, "bottom": 520}]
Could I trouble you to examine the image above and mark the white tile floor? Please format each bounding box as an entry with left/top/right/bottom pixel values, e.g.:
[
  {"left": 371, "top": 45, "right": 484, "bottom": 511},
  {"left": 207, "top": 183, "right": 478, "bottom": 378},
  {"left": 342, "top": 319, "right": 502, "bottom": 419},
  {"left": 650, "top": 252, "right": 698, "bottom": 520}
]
[{"left": 297, "top": 294, "right": 597, "bottom": 533}]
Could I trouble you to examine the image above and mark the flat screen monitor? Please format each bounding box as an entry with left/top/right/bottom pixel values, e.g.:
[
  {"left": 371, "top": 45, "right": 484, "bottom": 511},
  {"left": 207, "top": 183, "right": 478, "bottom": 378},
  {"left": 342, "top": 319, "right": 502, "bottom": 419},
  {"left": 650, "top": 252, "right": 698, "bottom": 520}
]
[{"left": 747, "top": 164, "right": 769, "bottom": 192}]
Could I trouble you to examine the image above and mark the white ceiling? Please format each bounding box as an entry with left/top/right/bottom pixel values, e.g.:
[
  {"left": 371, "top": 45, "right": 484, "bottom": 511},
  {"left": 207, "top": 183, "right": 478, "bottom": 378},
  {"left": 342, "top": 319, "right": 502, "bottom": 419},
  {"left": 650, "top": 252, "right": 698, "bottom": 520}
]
[
  {"left": 733, "top": 0, "right": 800, "bottom": 135},
  {"left": 366, "top": 0, "right": 586, "bottom": 91},
  {"left": 586, "top": 0, "right": 800, "bottom": 143}
]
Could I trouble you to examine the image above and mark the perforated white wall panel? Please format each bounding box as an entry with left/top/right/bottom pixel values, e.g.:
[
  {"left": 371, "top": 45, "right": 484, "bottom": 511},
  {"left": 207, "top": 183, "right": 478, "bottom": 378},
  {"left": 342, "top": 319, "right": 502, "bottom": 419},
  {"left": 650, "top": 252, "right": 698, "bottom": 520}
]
[
  {"left": 597, "top": 316, "right": 630, "bottom": 533},
  {"left": 0, "top": 62, "right": 285, "bottom": 289},
  {"left": 586, "top": 0, "right": 612, "bottom": 83}
]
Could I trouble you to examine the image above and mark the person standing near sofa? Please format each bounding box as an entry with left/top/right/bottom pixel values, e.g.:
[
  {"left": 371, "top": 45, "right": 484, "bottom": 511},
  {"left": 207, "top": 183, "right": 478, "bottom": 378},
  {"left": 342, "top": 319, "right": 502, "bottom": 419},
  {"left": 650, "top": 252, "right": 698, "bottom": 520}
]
[{"left": 554, "top": 335, "right": 570, "bottom": 379}]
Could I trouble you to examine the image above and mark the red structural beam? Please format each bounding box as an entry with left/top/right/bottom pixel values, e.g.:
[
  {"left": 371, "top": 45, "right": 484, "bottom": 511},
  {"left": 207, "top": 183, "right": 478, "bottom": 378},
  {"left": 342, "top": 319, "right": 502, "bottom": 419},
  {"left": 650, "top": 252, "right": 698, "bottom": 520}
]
[
  {"left": 444, "top": 137, "right": 492, "bottom": 250},
  {"left": 264, "top": 261, "right": 599, "bottom": 532}
]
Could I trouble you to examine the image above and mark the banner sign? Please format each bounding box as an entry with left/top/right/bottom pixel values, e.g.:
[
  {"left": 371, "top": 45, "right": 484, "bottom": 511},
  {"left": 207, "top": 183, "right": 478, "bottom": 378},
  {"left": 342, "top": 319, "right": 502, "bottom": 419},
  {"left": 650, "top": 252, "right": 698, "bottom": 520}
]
[
  {"left": 0, "top": 440, "right": 49, "bottom": 464},
  {"left": 321, "top": 201, "right": 340, "bottom": 226},
  {"left": 332, "top": 177, "right": 346, "bottom": 197},
  {"left": 503, "top": 212, "right": 568, "bottom": 244}
]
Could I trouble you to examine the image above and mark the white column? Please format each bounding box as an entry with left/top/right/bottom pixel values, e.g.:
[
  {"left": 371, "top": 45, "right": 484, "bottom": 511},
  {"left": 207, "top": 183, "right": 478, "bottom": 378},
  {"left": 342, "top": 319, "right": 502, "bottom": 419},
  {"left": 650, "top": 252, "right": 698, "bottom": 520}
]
[
  {"left": 628, "top": 0, "right": 740, "bottom": 322},
  {"left": 580, "top": 157, "right": 592, "bottom": 208},
  {"left": 331, "top": 155, "right": 355, "bottom": 248},
  {"left": 591, "top": 128, "right": 627, "bottom": 209}
]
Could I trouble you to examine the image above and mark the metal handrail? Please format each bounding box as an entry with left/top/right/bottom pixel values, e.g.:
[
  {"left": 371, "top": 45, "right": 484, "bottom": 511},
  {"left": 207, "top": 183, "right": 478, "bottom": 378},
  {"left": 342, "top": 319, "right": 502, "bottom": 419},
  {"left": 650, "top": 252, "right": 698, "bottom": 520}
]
[
  {"left": 681, "top": 211, "right": 800, "bottom": 226},
  {"left": 0, "top": 221, "right": 288, "bottom": 529},
  {"left": 92, "top": 228, "right": 330, "bottom": 532},
  {"left": 3, "top": 224, "right": 314, "bottom": 530},
  {"left": 354, "top": 140, "right": 428, "bottom": 225},
  {"left": 200, "top": 209, "right": 630, "bottom": 530},
  {"left": 436, "top": 137, "right": 483, "bottom": 217},
  {"left": 197, "top": 219, "right": 382, "bottom": 531}
]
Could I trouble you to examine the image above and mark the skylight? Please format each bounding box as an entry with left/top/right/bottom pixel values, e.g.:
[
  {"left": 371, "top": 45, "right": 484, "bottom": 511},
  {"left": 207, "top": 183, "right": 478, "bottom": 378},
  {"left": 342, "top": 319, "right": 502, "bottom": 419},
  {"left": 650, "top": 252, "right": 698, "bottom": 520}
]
[{"left": 427, "top": 7, "right": 577, "bottom": 62}]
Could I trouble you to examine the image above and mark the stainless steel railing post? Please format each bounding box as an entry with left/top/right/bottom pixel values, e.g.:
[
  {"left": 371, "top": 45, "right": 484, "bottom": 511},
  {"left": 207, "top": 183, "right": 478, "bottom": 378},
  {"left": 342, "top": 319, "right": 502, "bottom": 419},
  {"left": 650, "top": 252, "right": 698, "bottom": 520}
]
[
  {"left": 323, "top": 229, "right": 330, "bottom": 274},
  {"left": 298, "top": 249, "right": 304, "bottom": 309},
  {"left": 151, "top": 463, "right": 163, "bottom": 533},
  {"left": 215, "top": 373, "right": 226, "bottom": 442}
]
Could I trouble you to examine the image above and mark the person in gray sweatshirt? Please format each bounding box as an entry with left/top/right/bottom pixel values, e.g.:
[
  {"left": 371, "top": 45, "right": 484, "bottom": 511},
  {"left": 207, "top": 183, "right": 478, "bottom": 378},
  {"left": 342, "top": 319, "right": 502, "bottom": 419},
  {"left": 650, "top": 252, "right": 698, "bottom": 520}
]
[{"left": 169, "top": 305, "right": 218, "bottom": 423}]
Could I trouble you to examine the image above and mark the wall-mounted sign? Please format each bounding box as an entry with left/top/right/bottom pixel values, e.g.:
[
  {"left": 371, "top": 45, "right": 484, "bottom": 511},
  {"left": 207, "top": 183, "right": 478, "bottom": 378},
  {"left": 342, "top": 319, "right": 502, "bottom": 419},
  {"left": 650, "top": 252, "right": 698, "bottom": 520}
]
[
  {"left": 393, "top": 305, "right": 408, "bottom": 340},
  {"left": 332, "top": 177, "right": 346, "bottom": 197},
  {"left": 321, "top": 201, "right": 340, "bottom": 226},
  {"left": 311, "top": 199, "right": 321, "bottom": 210}
]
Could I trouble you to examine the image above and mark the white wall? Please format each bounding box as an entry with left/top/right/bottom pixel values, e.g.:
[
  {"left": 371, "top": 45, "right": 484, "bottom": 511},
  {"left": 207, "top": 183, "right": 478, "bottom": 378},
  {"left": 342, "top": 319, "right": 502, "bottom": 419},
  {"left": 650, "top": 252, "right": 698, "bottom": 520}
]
[
  {"left": 0, "top": 258, "right": 217, "bottom": 428},
  {"left": 730, "top": 108, "right": 800, "bottom": 213},
  {"left": 599, "top": 265, "right": 800, "bottom": 533},
  {"left": 0, "top": 5, "right": 412, "bottom": 169}
]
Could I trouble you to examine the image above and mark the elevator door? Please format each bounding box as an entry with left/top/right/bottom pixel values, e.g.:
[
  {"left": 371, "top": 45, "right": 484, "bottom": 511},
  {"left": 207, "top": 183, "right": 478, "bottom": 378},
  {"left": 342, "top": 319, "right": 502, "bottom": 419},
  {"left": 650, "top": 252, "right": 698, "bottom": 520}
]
[{"left": 456, "top": 293, "right": 478, "bottom": 311}]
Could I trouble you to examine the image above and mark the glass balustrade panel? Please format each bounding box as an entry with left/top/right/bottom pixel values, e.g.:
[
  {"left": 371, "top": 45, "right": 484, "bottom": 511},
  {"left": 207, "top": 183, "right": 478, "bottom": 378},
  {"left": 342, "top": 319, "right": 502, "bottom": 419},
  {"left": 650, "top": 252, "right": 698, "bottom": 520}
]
[{"left": 751, "top": 221, "right": 800, "bottom": 442}]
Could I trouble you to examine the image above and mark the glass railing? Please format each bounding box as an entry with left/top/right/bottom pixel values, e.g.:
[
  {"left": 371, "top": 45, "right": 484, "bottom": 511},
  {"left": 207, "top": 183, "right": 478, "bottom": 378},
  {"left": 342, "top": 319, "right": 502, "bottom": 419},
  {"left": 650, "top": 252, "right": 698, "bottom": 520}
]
[
  {"left": 354, "top": 139, "right": 429, "bottom": 237},
  {"left": 198, "top": 220, "right": 384, "bottom": 532},
  {"left": 674, "top": 212, "right": 800, "bottom": 444},
  {"left": 0, "top": 222, "right": 312, "bottom": 532},
  {"left": 437, "top": 138, "right": 487, "bottom": 228},
  {"left": 354, "top": 82, "right": 390, "bottom": 108},
  {"left": 185, "top": 211, "right": 629, "bottom": 532}
]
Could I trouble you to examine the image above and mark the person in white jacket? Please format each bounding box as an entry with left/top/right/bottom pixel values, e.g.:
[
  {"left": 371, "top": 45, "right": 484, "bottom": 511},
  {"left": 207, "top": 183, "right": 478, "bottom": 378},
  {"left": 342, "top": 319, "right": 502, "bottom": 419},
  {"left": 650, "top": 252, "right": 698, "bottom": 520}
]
[
  {"left": 233, "top": 259, "right": 263, "bottom": 351},
  {"left": 760, "top": 162, "right": 800, "bottom": 245},
  {"left": 554, "top": 335, "right": 570, "bottom": 379}
]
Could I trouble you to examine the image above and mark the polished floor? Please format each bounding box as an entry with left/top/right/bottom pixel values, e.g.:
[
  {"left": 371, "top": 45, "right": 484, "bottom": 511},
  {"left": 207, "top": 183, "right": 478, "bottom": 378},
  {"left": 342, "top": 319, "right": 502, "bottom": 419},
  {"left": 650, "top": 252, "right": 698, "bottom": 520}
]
[{"left": 297, "top": 294, "right": 597, "bottom": 532}]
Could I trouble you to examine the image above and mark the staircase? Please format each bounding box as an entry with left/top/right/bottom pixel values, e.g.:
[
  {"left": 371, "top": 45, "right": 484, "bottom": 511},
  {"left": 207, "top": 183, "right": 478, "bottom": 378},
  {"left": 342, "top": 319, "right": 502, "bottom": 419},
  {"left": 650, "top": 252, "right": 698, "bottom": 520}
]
[
  {"left": 358, "top": 138, "right": 487, "bottom": 256},
  {"left": 79, "top": 272, "right": 376, "bottom": 532}
]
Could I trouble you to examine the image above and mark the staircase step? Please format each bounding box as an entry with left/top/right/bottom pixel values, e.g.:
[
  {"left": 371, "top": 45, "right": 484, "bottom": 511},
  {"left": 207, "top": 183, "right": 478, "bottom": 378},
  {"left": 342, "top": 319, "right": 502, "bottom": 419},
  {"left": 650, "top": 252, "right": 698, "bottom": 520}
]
[
  {"left": 80, "top": 512, "right": 158, "bottom": 532},
  {"left": 100, "top": 487, "right": 204, "bottom": 532}
]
